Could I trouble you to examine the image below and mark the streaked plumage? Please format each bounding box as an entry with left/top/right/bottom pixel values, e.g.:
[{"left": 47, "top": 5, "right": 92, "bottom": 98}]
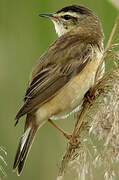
[{"left": 13, "top": 5, "right": 104, "bottom": 175}]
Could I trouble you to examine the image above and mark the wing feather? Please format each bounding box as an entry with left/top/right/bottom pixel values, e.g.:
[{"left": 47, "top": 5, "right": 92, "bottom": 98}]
[{"left": 15, "top": 33, "right": 93, "bottom": 123}]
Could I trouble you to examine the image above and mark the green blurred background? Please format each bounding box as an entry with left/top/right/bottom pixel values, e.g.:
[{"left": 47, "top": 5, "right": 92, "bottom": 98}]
[{"left": 0, "top": 0, "right": 118, "bottom": 179}]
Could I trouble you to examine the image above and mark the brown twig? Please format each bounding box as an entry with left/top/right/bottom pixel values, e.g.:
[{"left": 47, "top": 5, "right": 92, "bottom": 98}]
[
  {"left": 58, "top": 13, "right": 119, "bottom": 177},
  {"left": 95, "top": 13, "right": 119, "bottom": 81}
]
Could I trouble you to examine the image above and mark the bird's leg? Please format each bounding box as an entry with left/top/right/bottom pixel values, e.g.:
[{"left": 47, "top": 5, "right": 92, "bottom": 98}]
[
  {"left": 85, "top": 90, "right": 95, "bottom": 104},
  {"left": 48, "top": 119, "right": 72, "bottom": 140}
]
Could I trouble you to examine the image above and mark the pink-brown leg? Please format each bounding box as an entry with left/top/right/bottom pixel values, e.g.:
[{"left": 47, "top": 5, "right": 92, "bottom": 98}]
[{"left": 48, "top": 119, "right": 72, "bottom": 140}]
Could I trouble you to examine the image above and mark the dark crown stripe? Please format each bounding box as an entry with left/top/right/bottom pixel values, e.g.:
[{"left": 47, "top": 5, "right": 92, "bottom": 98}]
[{"left": 57, "top": 5, "right": 92, "bottom": 15}]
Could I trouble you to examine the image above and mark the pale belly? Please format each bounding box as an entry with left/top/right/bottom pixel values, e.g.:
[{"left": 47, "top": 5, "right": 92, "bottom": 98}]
[
  {"left": 36, "top": 57, "right": 104, "bottom": 123},
  {"left": 50, "top": 101, "right": 83, "bottom": 120}
]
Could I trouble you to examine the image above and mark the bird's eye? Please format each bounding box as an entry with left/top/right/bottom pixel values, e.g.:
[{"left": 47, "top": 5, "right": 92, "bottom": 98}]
[{"left": 62, "top": 15, "right": 71, "bottom": 20}]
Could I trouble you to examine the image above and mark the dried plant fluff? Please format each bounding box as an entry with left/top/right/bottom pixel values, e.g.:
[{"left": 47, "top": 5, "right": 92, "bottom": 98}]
[{"left": 0, "top": 146, "right": 7, "bottom": 179}]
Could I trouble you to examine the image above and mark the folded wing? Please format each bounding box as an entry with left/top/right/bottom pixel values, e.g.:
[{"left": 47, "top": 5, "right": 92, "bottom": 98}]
[{"left": 15, "top": 33, "right": 93, "bottom": 124}]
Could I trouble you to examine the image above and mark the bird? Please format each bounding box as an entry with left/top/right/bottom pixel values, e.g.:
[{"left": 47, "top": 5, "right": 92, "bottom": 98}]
[{"left": 13, "top": 5, "right": 105, "bottom": 175}]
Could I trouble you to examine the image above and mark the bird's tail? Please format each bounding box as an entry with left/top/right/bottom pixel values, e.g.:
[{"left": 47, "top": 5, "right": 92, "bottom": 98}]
[{"left": 13, "top": 115, "right": 39, "bottom": 175}]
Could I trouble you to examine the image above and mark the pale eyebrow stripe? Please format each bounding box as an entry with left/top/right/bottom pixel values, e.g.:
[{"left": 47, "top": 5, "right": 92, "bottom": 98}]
[{"left": 59, "top": 12, "right": 79, "bottom": 18}]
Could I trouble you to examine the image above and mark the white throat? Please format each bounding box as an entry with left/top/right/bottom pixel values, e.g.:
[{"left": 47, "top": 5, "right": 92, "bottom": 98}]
[{"left": 52, "top": 20, "right": 67, "bottom": 37}]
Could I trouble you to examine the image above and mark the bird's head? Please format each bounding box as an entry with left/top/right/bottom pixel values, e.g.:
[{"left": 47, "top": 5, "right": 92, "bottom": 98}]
[{"left": 39, "top": 5, "right": 104, "bottom": 39}]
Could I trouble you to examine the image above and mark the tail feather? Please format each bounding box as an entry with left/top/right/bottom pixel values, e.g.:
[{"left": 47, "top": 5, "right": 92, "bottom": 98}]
[{"left": 13, "top": 126, "right": 38, "bottom": 175}]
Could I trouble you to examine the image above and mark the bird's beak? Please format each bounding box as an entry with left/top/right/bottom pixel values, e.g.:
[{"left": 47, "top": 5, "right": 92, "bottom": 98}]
[
  {"left": 39, "top": 13, "right": 58, "bottom": 21},
  {"left": 39, "top": 13, "right": 53, "bottom": 18}
]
